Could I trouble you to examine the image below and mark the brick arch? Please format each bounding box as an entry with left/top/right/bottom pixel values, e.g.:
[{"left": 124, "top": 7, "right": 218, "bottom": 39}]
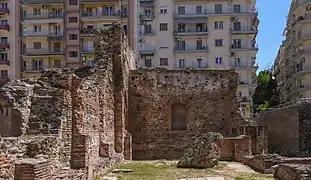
[{"left": 171, "top": 102, "right": 187, "bottom": 131}]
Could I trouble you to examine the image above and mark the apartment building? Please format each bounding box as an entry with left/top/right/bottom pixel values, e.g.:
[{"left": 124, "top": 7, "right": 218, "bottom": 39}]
[
  {"left": 0, "top": 1, "right": 21, "bottom": 85},
  {"left": 273, "top": 43, "right": 286, "bottom": 103},
  {"left": 275, "top": 0, "right": 311, "bottom": 102},
  {"left": 21, "top": 0, "right": 136, "bottom": 78},
  {"left": 136, "top": 0, "right": 259, "bottom": 118}
]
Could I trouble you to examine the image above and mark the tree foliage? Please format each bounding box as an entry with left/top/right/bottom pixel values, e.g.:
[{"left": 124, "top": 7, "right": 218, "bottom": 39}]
[{"left": 252, "top": 70, "right": 279, "bottom": 112}]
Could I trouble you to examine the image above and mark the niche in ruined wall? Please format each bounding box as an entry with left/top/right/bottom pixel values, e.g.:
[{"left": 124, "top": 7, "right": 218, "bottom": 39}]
[{"left": 171, "top": 103, "right": 187, "bottom": 131}]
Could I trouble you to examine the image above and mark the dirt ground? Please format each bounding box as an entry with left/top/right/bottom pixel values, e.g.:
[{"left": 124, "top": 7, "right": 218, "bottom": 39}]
[{"left": 99, "top": 161, "right": 274, "bottom": 180}]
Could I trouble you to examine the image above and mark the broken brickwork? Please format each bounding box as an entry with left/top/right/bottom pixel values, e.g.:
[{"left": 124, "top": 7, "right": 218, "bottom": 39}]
[
  {"left": 0, "top": 24, "right": 135, "bottom": 180},
  {"left": 220, "top": 135, "right": 252, "bottom": 162},
  {"left": 128, "top": 68, "right": 244, "bottom": 160},
  {"left": 258, "top": 99, "right": 311, "bottom": 157},
  {"left": 274, "top": 164, "right": 311, "bottom": 180}
]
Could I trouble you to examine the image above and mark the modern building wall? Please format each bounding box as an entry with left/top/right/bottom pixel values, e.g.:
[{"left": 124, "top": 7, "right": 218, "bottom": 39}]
[
  {"left": 0, "top": 0, "right": 21, "bottom": 84},
  {"left": 277, "top": 0, "right": 311, "bottom": 102},
  {"left": 136, "top": 0, "right": 259, "bottom": 118},
  {"left": 20, "top": 0, "right": 136, "bottom": 78}
]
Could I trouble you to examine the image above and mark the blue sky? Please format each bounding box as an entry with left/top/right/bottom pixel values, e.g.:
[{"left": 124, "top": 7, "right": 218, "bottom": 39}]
[{"left": 256, "top": 0, "right": 292, "bottom": 71}]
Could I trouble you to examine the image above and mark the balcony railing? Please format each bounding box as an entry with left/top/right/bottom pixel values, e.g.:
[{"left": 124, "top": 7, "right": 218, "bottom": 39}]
[
  {"left": 139, "top": 0, "right": 155, "bottom": 7},
  {"left": 23, "top": 31, "right": 63, "bottom": 37},
  {"left": 174, "top": 8, "right": 257, "bottom": 18},
  {"left": 0, "top": 25, "right": 9, "bottom": 31},
  {"left": 174, "top": 46, "right": 208, "bottom": 52},
  {"left": 0, "top": 41, "right": 9, "bottom": 49},
  {"left": 81, "top": 11, "right": 127, "bottom": 18},
  {"left": 139, "top": 13, "right": 155, "bottom": 20},
  {"left": 230, "top": 44, "right": 258, "bottom": 51},
  {"left": 139, "top": 48, "right": 154, "bottom": 55},
  {"left": 0, "top": 8, "right": 9, "bottom": 14},
  {"left": 173, "top": 63, "right": 208, "bottom": 69},
  {"left": 0, "top": 60, "right": 9, "bottom": 65},
  {"left": 140, "top": 32, "right": 155, "bottom": 36},
  {"left": 80, "top": 28, "right": 97, "bottom": 35},
  {"left": 174, "top": 28, "right": 208, "bottom": 36},
  {"left": 24, "top": 12, "right": 64, "bottom": 19},
  {"left": 23, "top": 48, "right": 64, "bottom": 55},
  {"left": 231, "top": 63, "right": 258, "bottom": 69},
  {"left": 80, "top": 48, "right": 94, "bottom": 53},
  {"left": 230, "top": 27, "right": 258, "bottom": 34}
]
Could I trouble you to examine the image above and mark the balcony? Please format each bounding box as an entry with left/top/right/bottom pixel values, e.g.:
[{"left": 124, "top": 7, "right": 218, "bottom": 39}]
[
  {"left": 241, "top": 96, "right": 251, "bottom": 103},
  {"left": 80, "top": 28, "right": 97, "bottom": 37},
  {"left": 174, "top": 46, "right": 208, "bottom": 53},
  {"left": 174, "top": 8, "right": 257, "bottom": 19},
  {"left": 23, "top": 31, "right": 64, "bottom": 38},
  {"left": 288, "top": 66, "right": 311, "bottom": 80},
  {"left": 239, "top": 81, "right": 257, "bottom": 88},
  {"left": 230, "top": 27, "right": 258, "bottom": 35},
  {"left": 80, "top": 11, "right": 126, "bottom": 20},
  {"left": 174, "top": 63, "right": 208, "bottom": 69},
  {"left": 0, "top": 41, "right": 9, "bottom": 49},
  {"left": 139, "top": 0, "right": 154, "bottom": 7},
  {"left": 0, "top": 25, "right": 9, "bottom": 31},
  {"left": 0, "top": 77, "right": 9, "bottom": 86},
  {"left": 80, "top": 48, "right": 94, "bottom": 54},
  {"left": 140, "top": 32, "right": 155, "bottom": 36},
  {"left": 139, "top": 13, "right": 154, "bottom": 21},
  {"left": 230, "top": 44, "right": 258, "bottom": 52},
  {"left": 231, "top": 62, "right": 258, "bottom": 70},
  {"left": 173, "top": 28, "right": 208, "bottom": 36},
  {"left": 22, "top": 0, "right": 64, "bottom": 3},
  {"left": 24, "top": 12, "right": 64, "bottom": 23},
  {"left": 0, "top": 60, "right": 9, "bottom": 66},
  {"left": 22, "top": 48, "right": 64, "bottom": 56},
  {"left": 290, "top": 85, "right": 311, "bottom": 94},
  {"left": 139, "top": 48, "right": 154, "bottom": 56},
  {"left": 0, "top": 7, "right": 9, "bottom": 15}
]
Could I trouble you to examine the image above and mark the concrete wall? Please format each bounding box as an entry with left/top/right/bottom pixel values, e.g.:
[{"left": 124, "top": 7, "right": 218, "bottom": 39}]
[{"left": 128, "top": 69, "right": 242, "bottom": 160}]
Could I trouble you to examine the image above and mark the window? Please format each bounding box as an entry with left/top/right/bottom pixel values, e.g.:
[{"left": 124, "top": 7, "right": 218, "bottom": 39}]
[
  {"left": 171, "top": 103, "right": 187, "bottom": 131},
  {"left": 196, "top": 6, "right": 202, "bottom": 14},
  {"left": 215, "top": 57, "right": 222, "bottom": 64},
  {"left": 54, "top": 59, "right": 62, "bottom": 68},
  {"left": 196, "top": 39, "right": 203, "bottom": 50},
  {"left": 0, "top": 53, "right": 8, "bottom": 60},
  {"left": 69, "top": 34, "right": 78, "bottom": 40},
  {"left": 69, "top": 0, "right": 78, "bottom": 5},
  {"left": 144, "top": 24, "right": 152, "bottom": 34},
  {"left": 234, "top": 58, "right": 241, "bottom": 66},
  {"left": 69, "top": 17, "right": 78, "bottom": 23},
  {"left": 0, "top": 3, "right": 8, "bottom": 9},
  {"left": 32, "top": 59, "right": 43, "bottom": 70},
  {"left": 177, "top": 23, "right": 185, "bottom": 32},
  {"left": 23, "top": 61, "right": 27, "bottom": 71},
  {"left": 176, "top": 40, "right": 186, "bottom": 50},
  {"left": 233, "top": 39, "right": 241, "bottom": 48},
  {"left": 0, "top": 70, "right": 8, "bottom": 78},
  {"left": 215, "top": 39, "right": 223, "bottom": 46},
  {"left": 214, "top": 21, "right": 223, "bottom": 29},
  {"left": 33, "top": 42, "right": 41, "bottom": 49},
  {"left": 69, "top": 51, "right": 78, "bottom": 57},
  {"left": 33, "top": 8, "right": 41, "bottom": 15},
  {"left": 233, "top": 22, "right": 241, "bottom": 31},
  {"left": 215, "top": 4, "right": 222, "bottom": 14},
  {"left": 0, "top": 20, "right": 7, "bottom": 25},
  {"left": 179, "top": 59, "right": 185, "bottom": 68},
  {"left": 160, "top": 8, "right": 167, "bottom": 14},
  {"left": 160, "top": 58, "right": 168, "bottom": 66},
  {"left": 123, "top": 25, "right": 128, "bottom": 35},
  {"left": 233, "top": 4, "right": 241, "bottom": 13},
  {"left": 178, "top": 6, "right": 185, "bottom": 15},
  {"left": 87, "top": 59, "right": 95, "bottom": 66},
  {"left": 33, "top": 25, "right": 41, "bottom": 32},
  {"left": 0, "top": 37, "right": 7, "bottom": 43},
  {"left": 160, "top": 23, "right": 168, "bottom": 31},
  {"left": 145, "top": 59, "right": 152, "bottom": 67},
  {"left": 197, "top": 58, "right": 202, "bottom": 68}
]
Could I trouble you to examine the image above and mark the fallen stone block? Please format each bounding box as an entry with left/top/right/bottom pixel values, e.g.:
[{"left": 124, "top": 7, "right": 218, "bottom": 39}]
[
  {"left": 177, "top": 132, "right": 223, "bottom": 168},
  {"left": 274, "top": 164, "right": 311, "bottom": 180}
]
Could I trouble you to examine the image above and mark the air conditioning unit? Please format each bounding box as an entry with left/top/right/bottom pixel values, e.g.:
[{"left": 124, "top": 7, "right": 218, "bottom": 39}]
[
  {"left": 231, "top": 52, "right": 236, "bottom": 57},
  {"left": 42, "top": 5, "right": 49, "bottom": 9},
  {"left": 139, "top": 38, "right": 145, "bottom": 43},
  {"left": 231, "top": 17, "right": 238, "bottom": 22}
]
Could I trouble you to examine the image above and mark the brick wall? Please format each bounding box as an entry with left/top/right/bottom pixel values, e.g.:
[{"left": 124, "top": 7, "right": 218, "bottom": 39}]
[
  {"left": 128, "top": 69, "right": 242, "bottom": 160},
  {"left": 220, "top": 135, "right": 251, "bottom": 162},
  {"left": 259, "top": 101, "right": 311, "bottom": 156}
]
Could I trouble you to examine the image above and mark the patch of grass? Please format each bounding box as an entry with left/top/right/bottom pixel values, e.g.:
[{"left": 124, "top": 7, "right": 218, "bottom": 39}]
[
  {"left": 234, "top": 173, "right": 273, "bottom": 180},
  {"left": 116, "top": 161, "right": 217, "bottom": 180}
]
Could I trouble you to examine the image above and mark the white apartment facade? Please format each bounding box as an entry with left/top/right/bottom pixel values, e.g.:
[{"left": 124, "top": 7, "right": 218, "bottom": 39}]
[
  {"left": 0, "top": 0, "right": 21, "bottom": 84},
  {"left": 136, "top": 0, "right": 259, "bottom": 118}
]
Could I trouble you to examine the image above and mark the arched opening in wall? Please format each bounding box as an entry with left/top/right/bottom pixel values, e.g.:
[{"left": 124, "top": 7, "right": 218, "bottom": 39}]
[{"left": 171, "top": 103, "right": 187, "bottom": 131}]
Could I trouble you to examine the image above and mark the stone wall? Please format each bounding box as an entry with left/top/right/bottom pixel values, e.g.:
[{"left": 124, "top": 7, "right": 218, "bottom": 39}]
[
  {"left": 258, "top": 100, "right": 311, "bottom": 157},
  {"left": 220, "top": 135, "right": 252, "bottom": 162},
  {"left": 0, "top": 24, "right": 136, "bottom": 180},
  {"left": 128, "top": 68, "right": 243, "bottom": 160},
  {"left": 274, "top": 164, "right": 311, "bottom": 180}
]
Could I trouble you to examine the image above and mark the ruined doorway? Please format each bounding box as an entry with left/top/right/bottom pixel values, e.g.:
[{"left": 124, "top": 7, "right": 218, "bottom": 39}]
[{"left": 171, "top": 103, "right": 187, "bottom": 131}]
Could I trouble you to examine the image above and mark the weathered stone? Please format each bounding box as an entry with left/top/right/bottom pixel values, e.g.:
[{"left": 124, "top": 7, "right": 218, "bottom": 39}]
[
  {"left": 220, "top": 135, "right": 251, "bottom": 162},
  {"left": 177, "top": 132, "right": 223, "bottom": 168},
  {"left": 274, "top": 164, "right": 311, "bottom": 180}
]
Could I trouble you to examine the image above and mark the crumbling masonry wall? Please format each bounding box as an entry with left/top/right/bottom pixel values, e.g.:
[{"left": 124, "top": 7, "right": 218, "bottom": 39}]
[
  {"left": 0, "top": 24, "right": 136, "bottom": 180},
  {"left": 258, "top": 100, "right": 311, "bottom": 157},
  {"left": 128, "top": 69, "right": 243, "bottom": 160}
]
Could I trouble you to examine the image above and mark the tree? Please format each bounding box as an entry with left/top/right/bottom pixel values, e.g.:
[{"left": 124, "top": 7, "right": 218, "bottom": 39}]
[{"left": 252, "top": 70, "right": 279, "bottom": 112}]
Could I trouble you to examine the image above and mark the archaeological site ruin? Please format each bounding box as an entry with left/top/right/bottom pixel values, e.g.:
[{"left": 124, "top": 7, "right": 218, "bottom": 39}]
[{"left": 0, "top": 24, "right": 310, "bottom": 180}]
